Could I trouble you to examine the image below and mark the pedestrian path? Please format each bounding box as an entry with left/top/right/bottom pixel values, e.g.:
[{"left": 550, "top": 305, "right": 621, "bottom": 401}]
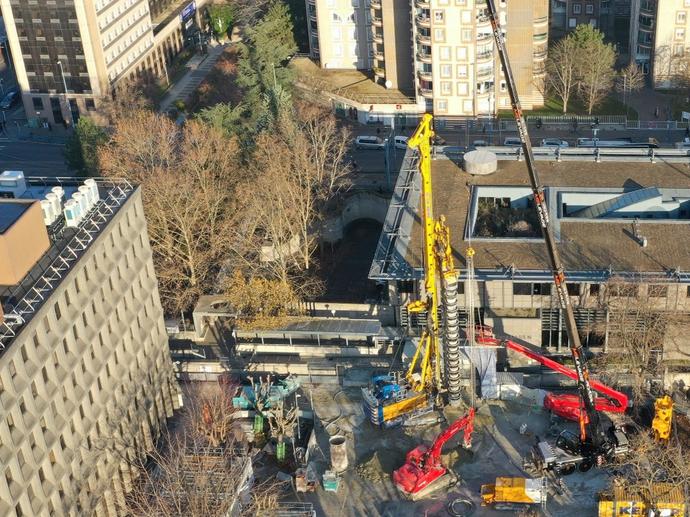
[{"left": 159, "top": 42, "right": 229, "bottom": 113}]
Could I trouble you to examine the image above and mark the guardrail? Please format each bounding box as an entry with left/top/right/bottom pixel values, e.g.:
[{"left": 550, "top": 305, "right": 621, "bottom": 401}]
[{"left": 436, "top": 145, "right": 690, "bottom": 163}]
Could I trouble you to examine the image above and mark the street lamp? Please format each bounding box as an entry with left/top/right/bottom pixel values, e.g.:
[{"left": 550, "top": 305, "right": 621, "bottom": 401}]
[{"left": 56, "top": 60, "right": 74, "bottom": 127}]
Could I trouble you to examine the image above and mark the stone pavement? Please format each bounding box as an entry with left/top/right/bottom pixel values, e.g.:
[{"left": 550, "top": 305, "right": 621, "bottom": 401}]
[{"left": 158, "top": 42, "right": 230, "bottom": 113}]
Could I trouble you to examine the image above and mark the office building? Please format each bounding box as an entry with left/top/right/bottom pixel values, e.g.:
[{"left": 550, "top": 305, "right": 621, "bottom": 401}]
[
  {"left": 0, "top": 172, "right": 180, "bottom": 516},
  {"left": 306, "top": 0, "right": 547, "bottom": 116},
  {"left": 0, "top": 0, "right": 208, "bottom": 124}
]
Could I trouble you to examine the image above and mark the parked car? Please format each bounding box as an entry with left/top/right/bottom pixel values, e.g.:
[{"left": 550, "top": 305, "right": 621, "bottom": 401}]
[
  {"left": 355, "top": 135, "right": 385, "bottom": 150},
  {"left": 472, "top": 139, "right": 489, "bottom": 148},
  {"left": 0, "top": 89, "right": 19, "bottom": 110},
  {"left": 541, "top": 138, "right": 569, "bottom": 148},
  {"left": 432, "top": 135, "right": 447, "bottom": 146},
  {"left": 503, "top": 137, "right": 522, "bottom": 146},
  {"left": 393, "top": 136, "right": 409, "bottom": 149}
]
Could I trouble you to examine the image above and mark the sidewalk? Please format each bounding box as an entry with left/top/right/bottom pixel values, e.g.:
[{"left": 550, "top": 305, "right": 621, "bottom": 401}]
[{"left": 159, "top": 42, "right": 230, "bottom": 113}]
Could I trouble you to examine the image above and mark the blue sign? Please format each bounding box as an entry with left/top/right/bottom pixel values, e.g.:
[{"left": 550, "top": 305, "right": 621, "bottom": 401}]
[{"left": 180, "top": 1, "right": 196, "bottom": 22}]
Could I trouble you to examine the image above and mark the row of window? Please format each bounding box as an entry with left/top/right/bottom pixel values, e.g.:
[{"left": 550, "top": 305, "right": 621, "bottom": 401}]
[
  {"left": 510, "top": 282, "right": 690, "bottom": 298},
  {"left": 572, "top": 3, "right": 595, "bottom": 15}
]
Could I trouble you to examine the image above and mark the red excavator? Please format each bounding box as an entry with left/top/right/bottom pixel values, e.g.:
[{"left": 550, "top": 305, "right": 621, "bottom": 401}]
[
  {"left": 474, "top": 325, "right": 628, "bottom": 422},
  {"left": 392, "top": 408, "right": 475, "bottom": 499}
]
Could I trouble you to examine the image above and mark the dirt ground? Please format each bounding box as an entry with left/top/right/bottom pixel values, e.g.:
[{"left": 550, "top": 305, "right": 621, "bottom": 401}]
[{"left": 294, "top": 386, "right": 611, "bottom": 516}]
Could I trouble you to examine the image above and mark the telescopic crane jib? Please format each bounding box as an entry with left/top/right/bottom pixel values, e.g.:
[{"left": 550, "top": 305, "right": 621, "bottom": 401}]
[{"left": 485, "top": 0, "right": 629, "bottom": 471}]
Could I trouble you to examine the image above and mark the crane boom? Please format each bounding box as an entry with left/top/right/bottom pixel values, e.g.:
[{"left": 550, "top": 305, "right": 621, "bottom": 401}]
[{"left": 485, "top": 0, "right": 604, "bottom": 450}]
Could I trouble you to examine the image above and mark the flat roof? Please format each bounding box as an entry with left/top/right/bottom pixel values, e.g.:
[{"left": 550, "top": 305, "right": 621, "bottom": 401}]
[
  {"left": 372, "top": 156, "right": 690, "bottom": 281},
  {"left": 0, "top": 201, "right": 30, "bottom": 234},
  {"left": 238, "top": 318, "right": 382, "bottom": 337}
]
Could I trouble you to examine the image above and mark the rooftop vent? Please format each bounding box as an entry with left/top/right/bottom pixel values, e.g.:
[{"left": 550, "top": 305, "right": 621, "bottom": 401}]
[{"left": 0, "top": 171, "right": 27, "bottom": 198}]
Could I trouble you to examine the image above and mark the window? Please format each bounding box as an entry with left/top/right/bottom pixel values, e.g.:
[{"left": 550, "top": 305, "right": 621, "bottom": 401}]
[
  {"left": 440, "top": 81, "right": 452, "bottom": 94},
  {"left": 585, "top": 3, "right": 594, "bottom": 13},
  {"left": 573, "top": 3, "right": 581, "bottom": 14},
  {"left": 440, "top": 46, "right": 451, "bottom": 60},
  {"left": 455, "top": 46, "right": 467, "bottom": 60},
  {"left": 54, "top": 302, "right": 62, "bottom": 320},
  {"left": 590, "top": 283, "right": 600, "bottom": 296},
  {"left": 457, "top": 82, "right": 468, "bottom": 95},
  {"left": 677, "top": 11, "right": 687, "bottom": 24},
  {"left": 461, "top": 29, "right": 472, "bottom": 42},
  {"left": 332, "top": 13, "right": 341, "bottom": 22},
  {"left": 436, "top": 99, "right": 448, "bottom": 112},
  {"left": 333, "top": 27, "right": 341, "bottom": 40},
  {"left": 440, "top": 64, "right": 452, "bottom": 78},
  {"left": 434, "top": 28, "right": 445, "bottom": 42},
  {"left": 433, "top": 10, "right": 444, "bottom": 22},
  {"left": 533, "top": 283, "right": 552, "bottom": 295},
  {"left": 85, "top": 99, "right": 96, "bottom": 111},
  {"left": 566, "top": 283, "right": 580, "bottom": 296},
  {"left": 649, "top": 285, "right": 668, "bottom": 297},
  {"left": 610, "top": 284, "right": 638, "bottom": 297},
  {"left": 568, "top": 17, "right": 577, "bottom": 28},
  {"left": 457, "top": 64, "right": 467, "bottom": 78},
  {"left": 676, "top": 28, "right": 685, "bottom": 40},
  {"left": 674, "top": 44, "right": 685, "bottom": 56},
  {"left": 513, "top": 283, "right": 532, "bottom": 295}
]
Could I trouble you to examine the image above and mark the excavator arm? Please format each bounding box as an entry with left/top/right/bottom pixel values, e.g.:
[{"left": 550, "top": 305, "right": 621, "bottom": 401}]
[{"left": 428, "top": 407, "right": 475, "bottom": 465}]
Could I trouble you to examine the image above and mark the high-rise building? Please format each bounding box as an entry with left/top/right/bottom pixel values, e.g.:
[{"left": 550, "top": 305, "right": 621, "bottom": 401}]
[
  {"left": 0, "top": 172, "right": 180, "bottom": 516},
  {"left": 306, "top": 0, "right": 547, "bottom": 116},
  {"left": 0, "top": 0, "right": 208, "bottom": 124},
  {"left": 647, "top": 0, "right": 690, "bottom": 88}
]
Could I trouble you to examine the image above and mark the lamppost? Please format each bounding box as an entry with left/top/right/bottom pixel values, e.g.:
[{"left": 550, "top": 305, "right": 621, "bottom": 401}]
[{"left": 57, "top": 60, "right": 74, "bottom": 128}]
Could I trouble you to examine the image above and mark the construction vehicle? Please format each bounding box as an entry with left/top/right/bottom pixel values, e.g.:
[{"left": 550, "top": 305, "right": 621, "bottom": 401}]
[
  {"left": 486, "top": 0, "right": 629, "bottom": 474},
  {"left": 481, "top": 477, "right": 547, "bottom": 511},
  {"left": 475, "top": 325, "right": 628, "bottom": 421},
  {"left": 598, "top": 483, "right": 685, "bottom": 517},
  {"left": 652, "top": 394, "right": 673, "bottom": 441},
  {"left": 392, "top": 408, "right": 475, "bottom": 499},
  {"left": 362, "top": 114, "right": 464, "bottom": 427}
]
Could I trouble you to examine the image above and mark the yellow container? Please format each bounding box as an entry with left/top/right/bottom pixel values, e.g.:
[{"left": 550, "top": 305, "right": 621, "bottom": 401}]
[{"left": 598, "top": 484, "right": 685, "bottom": 517}]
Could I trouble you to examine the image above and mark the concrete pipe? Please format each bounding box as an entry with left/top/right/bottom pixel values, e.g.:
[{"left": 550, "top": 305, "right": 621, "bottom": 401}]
[{"left": 329, "top": 435, "right": 349, "bottom": 473}]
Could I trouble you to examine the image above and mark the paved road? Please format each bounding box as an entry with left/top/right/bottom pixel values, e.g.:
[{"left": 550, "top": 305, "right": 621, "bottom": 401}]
[{"left": 0, "top": 139, "right": 68, "bottom": 176}]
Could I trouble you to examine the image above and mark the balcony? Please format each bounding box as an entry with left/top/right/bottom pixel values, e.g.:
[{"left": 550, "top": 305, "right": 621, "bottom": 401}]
[
  {"left": 477, "top": 87, "right": 494, "bottom": 97},
  {"left": 533, "top": 15, "right": 548, "bottom": 26},
  {"left": 477, "top": 50, "right": 493, "bottom": 62},
  {"left": 417, "top": 51, "right": 432, "bottom": 63},
  {"left": 477, "top": 66, "right": 493, "bottom": 79},
  {"left": 308, "top": 9, "right": 317, "bottom": 21},
  {"left": 415, "top": 0, "right": 430, "bottom": 8},
  {"left": 308, "top": 0, "right": 315, "bottom": 4},
  {"left": 640, "top": 1, "right": 654, "bottom": 14},
  {"left": 415, "top": 15, "right": 431, "bottom": 28},
  {"left": 533, "top": 50, "right": 547, "bottom": 61},
  {"left": 477, "top": 32, "right": 492, "bottom": 42},
  {"left": 372, "top": 16, "right": 382, "bottom": 26},
  {"left": 373, "top": 67, "right": 385, "bottom": 78},
  {"left": 418, "top": 87, "right": 434, "bottom": 98},
  {"left": 477, "top": 14, "right": 490, "bottom": 26},
  {"left": 373, "top": 49, "right": 384, "bottom": 61},
  {"left": 417, "top": 68, "right": 432, "bottom": 81},
  {"left": 372, "top": 30, "right": 384, "bottom": 44},
  {"left": 416, "top": 32, "right": 431, "bottom": 45},
  {"left": 370, "top": 0, "right": 381, "bottom": 8}
]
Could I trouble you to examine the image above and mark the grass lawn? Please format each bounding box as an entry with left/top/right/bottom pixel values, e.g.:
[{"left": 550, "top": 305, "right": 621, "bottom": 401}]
[{"left": 498, "top": 94, "right": 639, "bottom": 119}]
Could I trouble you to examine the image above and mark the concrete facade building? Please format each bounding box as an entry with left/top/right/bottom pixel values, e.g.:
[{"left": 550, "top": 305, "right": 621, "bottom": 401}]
[
  {"left": 306, "top": 0, "right": 547, "bottom": 116},
  {"left": 0, "top": 174, "right": 179, "bottom": 516},
  {"left": 371, "top": 152, "right": 690, "bottom": 385},
  {"left": 0, "top": 0, "right": 208, "bottom": 124},
  {"left": 649, "top": 0, "right": 690, "bottom": 87}
]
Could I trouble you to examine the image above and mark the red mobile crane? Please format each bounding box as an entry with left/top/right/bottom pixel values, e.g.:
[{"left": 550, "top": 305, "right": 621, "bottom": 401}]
[
  {"left": 392, "top": 408, "right": 475, "bottom": 499},
  {"left": 486, "top": 0, "right": 629, "bottom": 474},
  {"left": 475, "top": 325, "right": 628, "bottom": 421}
]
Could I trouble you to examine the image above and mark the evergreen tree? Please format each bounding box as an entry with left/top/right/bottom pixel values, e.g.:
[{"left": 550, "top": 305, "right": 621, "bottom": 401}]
[{"left": 64, "top": 117, "right": 108, "bottom": 177}]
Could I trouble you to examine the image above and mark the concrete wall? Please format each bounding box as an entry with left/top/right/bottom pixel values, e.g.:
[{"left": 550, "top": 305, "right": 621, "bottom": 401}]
[{"left": 320, "top": 192, "right": 389, "bottom": 243}]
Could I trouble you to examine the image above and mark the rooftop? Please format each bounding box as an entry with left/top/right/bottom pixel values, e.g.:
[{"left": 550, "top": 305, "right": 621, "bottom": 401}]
[
  {"left": 0, "top": 176, "right": 136, "bottom": 352},
  {"left": 0, "top": 201, "right": 30, "bottom": 234},
  {"left": 370, "top": 155, "right": 690, "bottom": 282}
]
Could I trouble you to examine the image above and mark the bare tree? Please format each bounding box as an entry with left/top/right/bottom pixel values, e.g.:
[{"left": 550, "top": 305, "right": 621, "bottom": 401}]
[
  {"left": 99, "top": 111, "right": 247, "bottom": 314},
  {"left": 616, "top": 62, "right": 645, "bottom": 117},
  {"left": 544, "top": 35, "right": 579, "bottom": 114},
  {"left": 224, "top": 270, "right": 299, "bottom": 327},
  {"left": 249, "top": 104, "right": 351, "bottom": 275},
  {"left": 610, "top": 429, "right": 690, "bottom": 511}
]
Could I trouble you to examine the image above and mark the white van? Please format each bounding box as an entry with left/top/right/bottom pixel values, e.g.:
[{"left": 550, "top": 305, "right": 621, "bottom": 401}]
[
  {"left": 503, "top": 137, "right": 522, "bottom": 146},
  {"left": 355, "top": 135, "right": 385, "bottom": 150}
]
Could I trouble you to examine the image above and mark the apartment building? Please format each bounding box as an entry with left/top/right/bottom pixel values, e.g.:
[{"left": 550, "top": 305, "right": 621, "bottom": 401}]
[
  {"left": 371, "top": 154, "right": 690, "bottom": 386},
  {"left": 0, "top": 173, "right": 180, "bottom": 516},
  {"left": 307, "top": 0, "right": 547, "bottom": 116},
  {"left": 648, "top": 0, "right": 690, "bottom": 87},
  {"left": 0, "top": 0, "right": 208, "bottom": 124}
]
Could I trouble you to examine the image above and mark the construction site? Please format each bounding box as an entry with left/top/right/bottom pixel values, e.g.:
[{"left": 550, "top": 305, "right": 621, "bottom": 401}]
[{"left": 171, "top": 3, "right": 690, "bottom": 515}]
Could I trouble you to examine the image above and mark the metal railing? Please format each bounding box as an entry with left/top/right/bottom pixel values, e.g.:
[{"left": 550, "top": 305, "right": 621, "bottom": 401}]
[{"left": 0, "top": 177, "right": 135, "bottom": 352}]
